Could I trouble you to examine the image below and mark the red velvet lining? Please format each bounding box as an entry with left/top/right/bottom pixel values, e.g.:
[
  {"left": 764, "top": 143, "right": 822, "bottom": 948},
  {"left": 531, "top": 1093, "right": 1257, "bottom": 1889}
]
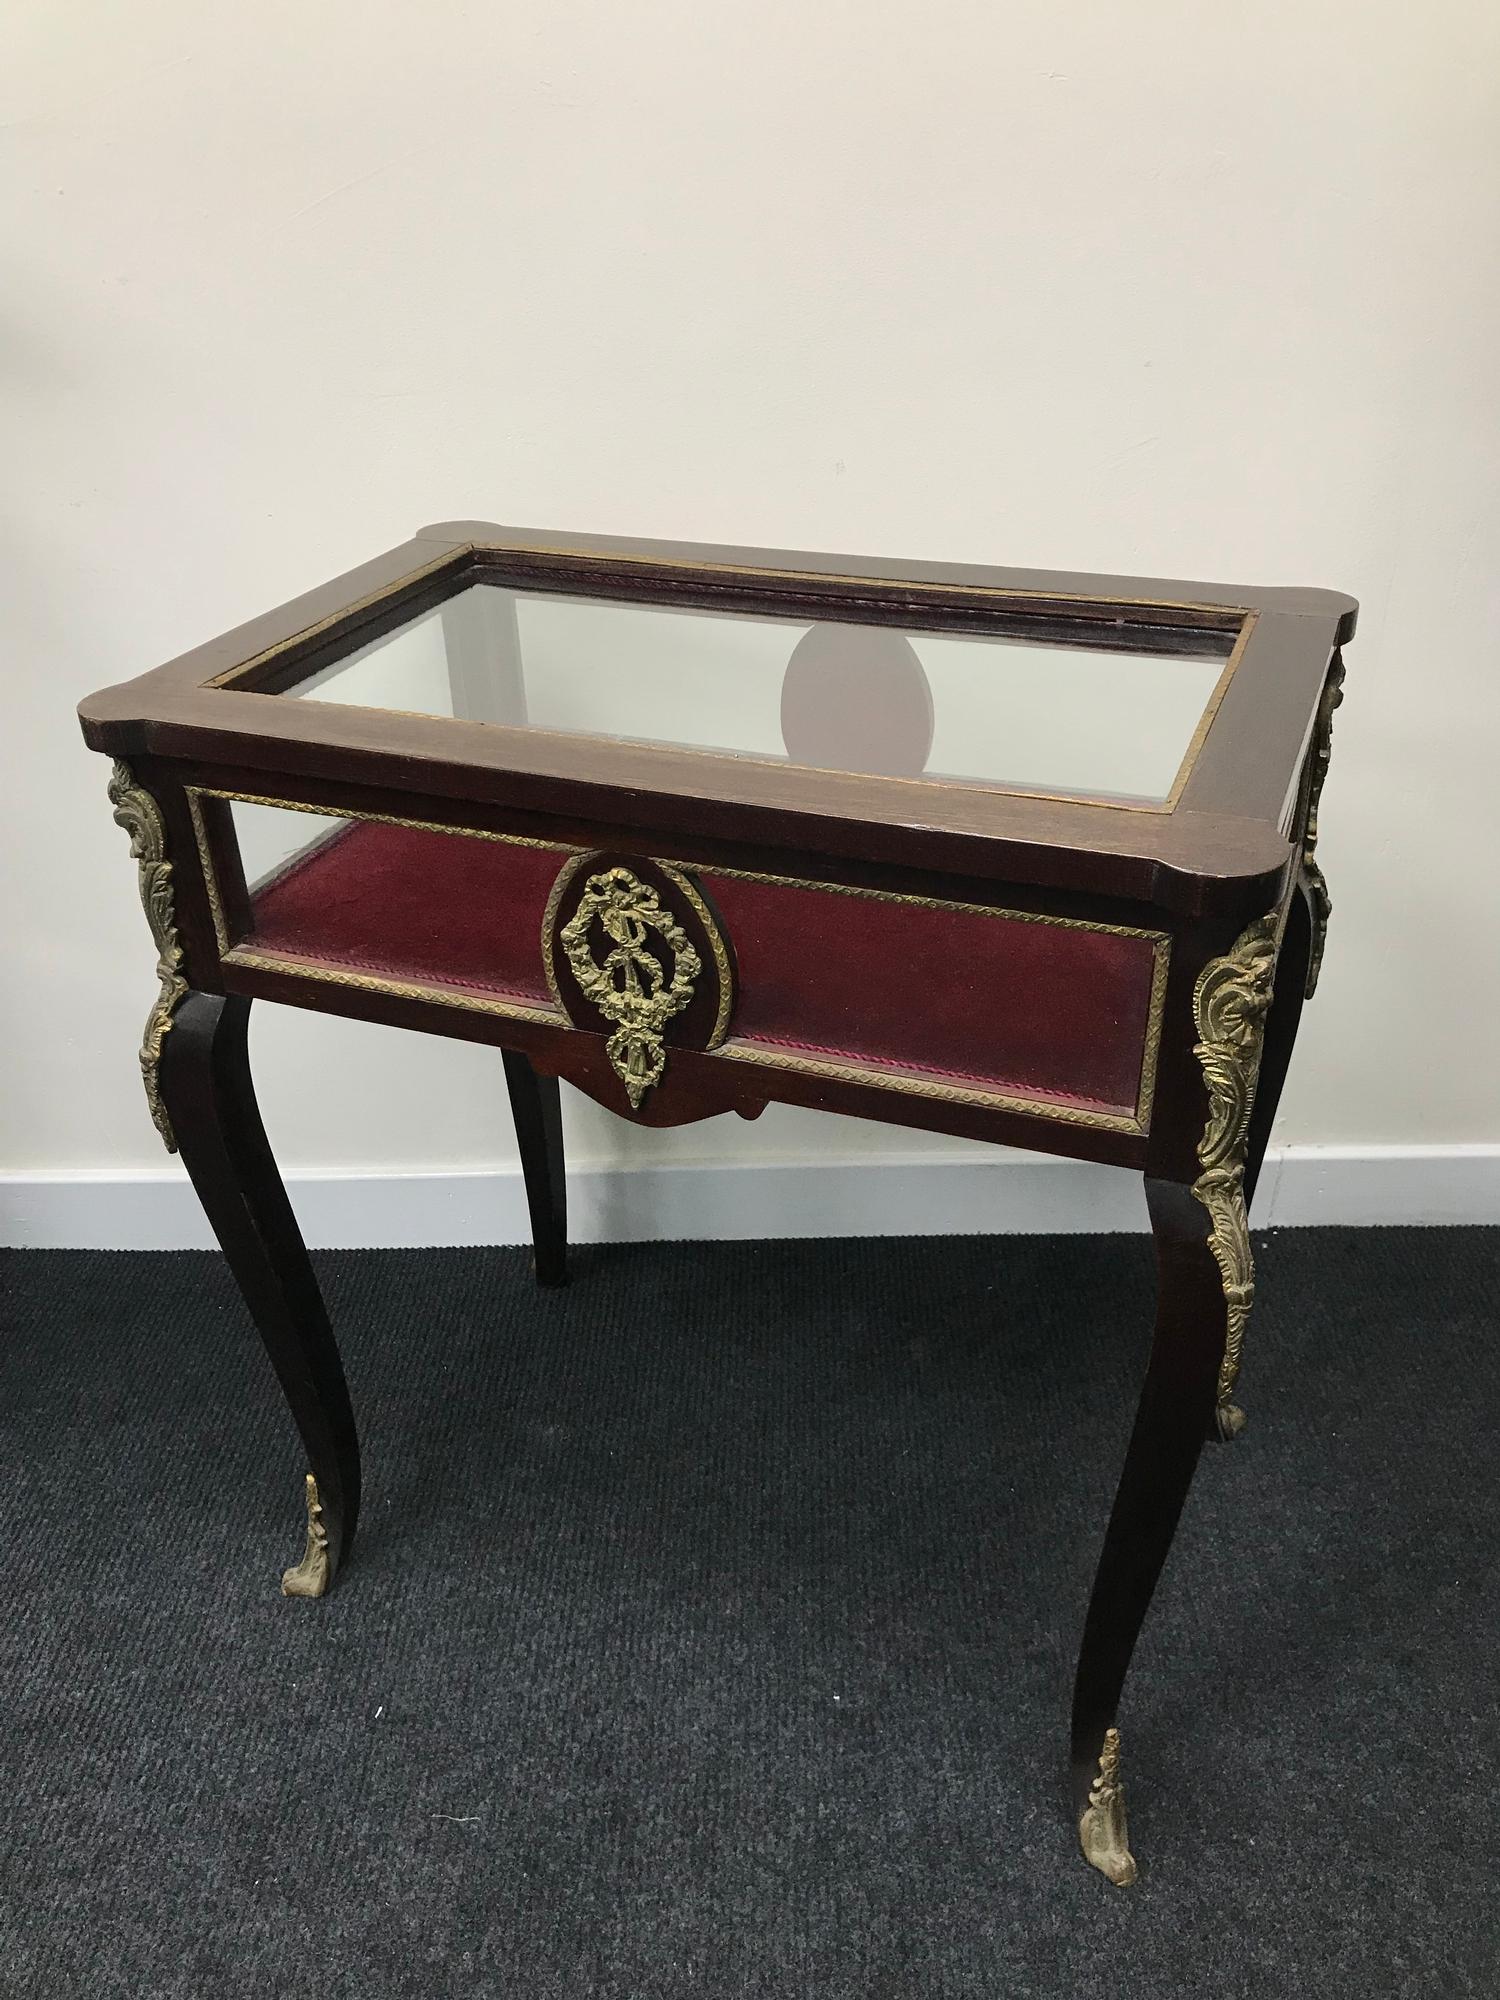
[
  {"left": 246, "top": 820, "right": 560, "bottom": 1004},
  {"left": 700, "top": 873, "right": 1155, "bottom": 1116},
  {"left": 242, "top": 822, "right": 1156, "bottom": 1119}
]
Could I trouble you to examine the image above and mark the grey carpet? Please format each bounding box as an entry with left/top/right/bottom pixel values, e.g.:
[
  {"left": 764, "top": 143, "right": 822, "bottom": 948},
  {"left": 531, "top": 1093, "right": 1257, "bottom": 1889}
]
[{"left": 1, "top": 1228, "right": 1496, "bottom": 1998}]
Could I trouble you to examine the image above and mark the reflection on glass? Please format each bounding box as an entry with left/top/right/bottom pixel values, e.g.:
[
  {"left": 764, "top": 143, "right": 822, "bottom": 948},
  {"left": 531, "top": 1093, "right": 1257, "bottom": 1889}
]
[
  {"left": 284, "top": 582, "right": 1232, "bottom": 806},
  {"left": 229, "top": 799, "right": 352, "bottom": 892}
]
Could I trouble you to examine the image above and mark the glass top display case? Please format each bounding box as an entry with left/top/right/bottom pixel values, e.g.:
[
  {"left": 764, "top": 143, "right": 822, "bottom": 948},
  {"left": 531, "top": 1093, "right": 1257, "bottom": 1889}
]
[
  {"left": 79, "top": 521, "right": 1355, "bottom": 1890},
  {"left": 85, "top": 524, "right": 1352, "bottom": 918},
  {"left": 275, "top": 577, "right": 1241, "bottom": 810}
]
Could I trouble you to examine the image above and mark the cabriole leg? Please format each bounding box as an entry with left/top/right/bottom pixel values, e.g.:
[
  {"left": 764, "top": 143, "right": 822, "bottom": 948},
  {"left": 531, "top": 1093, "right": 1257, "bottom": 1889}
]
[
  {"left": 1070, "top": 1176, "right": 1230, "bottom": 1885},
  {"left": 1072, "top": 905, "right": 1285, "bottom": 1882},
  {"left": 158, "top": 991, "right": 361, "bottom": 1596}
]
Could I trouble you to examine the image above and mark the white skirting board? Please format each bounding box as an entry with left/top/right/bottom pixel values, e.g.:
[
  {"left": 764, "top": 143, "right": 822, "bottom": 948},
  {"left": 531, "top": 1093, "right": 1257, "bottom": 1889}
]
[{"left": 3, "top": 1147, "right": 1497, "bottom": 1250}]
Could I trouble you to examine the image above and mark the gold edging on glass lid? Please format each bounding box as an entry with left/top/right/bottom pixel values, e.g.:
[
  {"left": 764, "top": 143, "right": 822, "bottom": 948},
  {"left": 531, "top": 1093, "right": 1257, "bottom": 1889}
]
[{"left": 203, "top": 551, "right": 1254, "bottom": 817}]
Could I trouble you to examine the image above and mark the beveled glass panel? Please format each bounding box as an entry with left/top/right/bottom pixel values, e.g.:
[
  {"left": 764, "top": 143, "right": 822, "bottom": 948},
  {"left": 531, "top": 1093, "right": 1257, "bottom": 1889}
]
[{"left": 274, "top": 580, "right": 1237, "bottom": 807}]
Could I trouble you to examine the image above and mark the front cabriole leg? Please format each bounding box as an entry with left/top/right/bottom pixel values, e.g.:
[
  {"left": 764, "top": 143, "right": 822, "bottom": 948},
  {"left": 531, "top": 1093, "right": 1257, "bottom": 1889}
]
[
  {"left": 108, "top": 763, "right": 360, "bottom": 1594},
  {"left": 1071, "top": 912, "right": 1281, "bottom": 1884},
  {"left": 157, "top": 993, "right": 362, "bottom": 1596},
  {"left": 1070, "top": 1177, "right": 1237, "bottom": 1885}
]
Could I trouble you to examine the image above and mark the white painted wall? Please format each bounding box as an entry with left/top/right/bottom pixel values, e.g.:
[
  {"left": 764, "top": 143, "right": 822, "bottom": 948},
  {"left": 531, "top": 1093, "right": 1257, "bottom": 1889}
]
[{"left": 4, "top": 2, "right": 1498, "bottom": 1221}]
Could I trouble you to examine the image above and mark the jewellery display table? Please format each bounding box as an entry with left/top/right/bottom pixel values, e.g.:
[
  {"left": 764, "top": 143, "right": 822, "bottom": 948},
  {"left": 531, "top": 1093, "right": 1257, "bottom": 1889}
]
[{"left": 79, "top": 522, "right": 1353, "bottom": 1884}]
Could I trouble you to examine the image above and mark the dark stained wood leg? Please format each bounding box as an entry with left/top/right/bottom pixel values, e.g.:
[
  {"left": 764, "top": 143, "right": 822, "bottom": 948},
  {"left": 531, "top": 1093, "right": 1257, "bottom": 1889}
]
[
  {"left": 502, "top": 1049, "right": 568, "bottom": 1287},
  {"left": 157, "top": 990, "right": 360, "bottom": 1595},
  {"left": 1243, "top": 876, "right": 1314, "bottom": 1214},
  {"left": 1070, "top": 1175, "right": 1229, "bottom": 1884}
]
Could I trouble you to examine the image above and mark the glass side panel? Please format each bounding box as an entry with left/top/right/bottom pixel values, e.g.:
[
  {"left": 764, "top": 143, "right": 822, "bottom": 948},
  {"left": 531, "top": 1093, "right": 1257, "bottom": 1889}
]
[
  {"left": 275, "top": 581, "right": 1236, "bottom": 807},
  {"left": 230, "top": 798, "right": 350, "bottom": 893},
  {"left": 224, "top": 798, "right": 560, "bottom": 1006}
]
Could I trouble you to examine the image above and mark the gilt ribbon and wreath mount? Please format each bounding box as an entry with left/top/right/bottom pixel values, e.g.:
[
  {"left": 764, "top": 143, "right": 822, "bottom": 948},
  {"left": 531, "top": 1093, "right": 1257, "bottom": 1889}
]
[{"left": 542, "top": 853, "right": 735, "bottom": 1114}]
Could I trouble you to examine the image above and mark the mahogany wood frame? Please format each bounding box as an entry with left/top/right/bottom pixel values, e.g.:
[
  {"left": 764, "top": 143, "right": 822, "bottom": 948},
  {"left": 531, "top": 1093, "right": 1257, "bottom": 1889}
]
[{"left": 80, "top": 522, "right": 1354, "bottom": 1887}]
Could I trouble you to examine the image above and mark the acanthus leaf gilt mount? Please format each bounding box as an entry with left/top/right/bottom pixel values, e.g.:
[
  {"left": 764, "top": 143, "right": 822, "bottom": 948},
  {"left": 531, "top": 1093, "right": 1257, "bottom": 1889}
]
[
  {"left": 1190, "top": 912, "right": 1279, "bottom": 1442},
  {"left": 107, "top": 760, "right": 188, "bottom": 1153}
]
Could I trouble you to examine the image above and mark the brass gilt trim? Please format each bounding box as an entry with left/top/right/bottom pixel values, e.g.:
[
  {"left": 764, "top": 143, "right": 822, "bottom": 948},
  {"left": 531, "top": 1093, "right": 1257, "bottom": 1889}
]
[
  {"left": 185, "top": 790, "right": 232, "bottom": 954},
  {"left": 539, "top": 852, "right": 583, "bottom": 1013},
  {"left": 189, "top": 784, "right": 582, "bottom": 978},
  {"left": 462, "top": 543, "right": 1250, "bottom": 618},
  {"left": 695, "top": 860, "right": 1171, "bottom": 1133},
  {"left": 717, "top": 1041, "right": 1149, "bottom": 1134},
  {"left": 193, "top": 786, "right": 1168, "bottom": 1137},
  {"left": 668, "top": 866, "right": 735, "bottom": 1050},
  {"left": 1135, "top": 935, "right": 1172, "bottom": 1133},
  {"left": 222, "top": 946, "right": 564, "bottom": 1029},
  {"left": 559, "top": 866, "right": 702, "bottom": 1109},
  {"left": 1191, "top": 913, "right": 1279, "bottom": 1441},
  {"left": 693, "top": 858, "right": 1168, "bottom": 941},
  {"left": 1302, "top": 652, "right": 1345, "bottom": 998},
  {"left": 193, "top": 785, "right": 1169, "bottom": 942},
  {"left": 209, "top": 545, "right": 1251, "bottom": 679},
  {"left": 187, "top": 786, "right": 581, "bottom": 855},
  {"left": 108, "top": 762, "right": 188, "bottom": 1153},
  {"left": 1078, "top": 1728, "right": 1137, "bottom": 1886},
  {"left": 204, "top": 546, "right": 472, "bottom": 686},
  {"left": 229, "top": 939, "right": 1152, "bottom": 1136},
  {"left": 1159, "top": 609, "right": 1254, "bottom": 812},
  {"left": 205, "top": 547, "right": 1249, "bottom": 816},
  {"left": 281, "top": 1473, "right": 330, "bottom": 1599}
]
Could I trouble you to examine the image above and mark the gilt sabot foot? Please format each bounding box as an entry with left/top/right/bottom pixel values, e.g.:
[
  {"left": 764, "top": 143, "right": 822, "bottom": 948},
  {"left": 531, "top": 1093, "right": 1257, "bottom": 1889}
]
[
  {"left": 281, "top": 1473, "right": 331, "bottom": 1599},
  {"left": 1078, "top": 1728, "right": 1138, "bottom": 1886}
]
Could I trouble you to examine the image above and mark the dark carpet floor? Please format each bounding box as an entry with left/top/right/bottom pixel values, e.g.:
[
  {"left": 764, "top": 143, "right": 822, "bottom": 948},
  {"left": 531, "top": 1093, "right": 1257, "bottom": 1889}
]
[{"left": 1, "top": 1228, "right": 1496, "bottom": 1998}]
